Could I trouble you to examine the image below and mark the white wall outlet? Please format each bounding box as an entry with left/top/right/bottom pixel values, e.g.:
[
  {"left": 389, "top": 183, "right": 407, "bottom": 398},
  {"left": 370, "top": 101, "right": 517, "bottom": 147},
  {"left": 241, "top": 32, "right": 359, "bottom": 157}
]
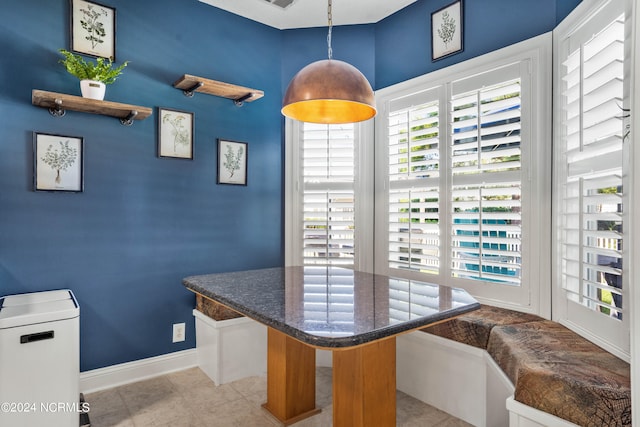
[{"left": 172, "top": 323, "right": 186, "bottom": 343}]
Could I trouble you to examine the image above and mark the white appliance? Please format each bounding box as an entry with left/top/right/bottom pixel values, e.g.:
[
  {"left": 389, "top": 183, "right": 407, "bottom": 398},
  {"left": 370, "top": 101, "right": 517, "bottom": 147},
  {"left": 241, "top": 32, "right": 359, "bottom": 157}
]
[{"left": 0, "top": 289, "right": 80, "bottom": 427}]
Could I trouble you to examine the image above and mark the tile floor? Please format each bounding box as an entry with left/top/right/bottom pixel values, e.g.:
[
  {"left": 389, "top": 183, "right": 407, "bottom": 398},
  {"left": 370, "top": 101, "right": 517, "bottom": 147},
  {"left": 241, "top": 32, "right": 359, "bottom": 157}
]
[{"left": 85, "top": 367, "right": 471, "bottom": 427}]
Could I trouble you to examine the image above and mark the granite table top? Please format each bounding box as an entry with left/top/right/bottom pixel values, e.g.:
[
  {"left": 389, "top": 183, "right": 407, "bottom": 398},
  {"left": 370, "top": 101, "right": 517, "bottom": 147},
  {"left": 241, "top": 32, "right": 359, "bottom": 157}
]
[{"left": 183, "top": 266, "right": 480, "bottom": 349}]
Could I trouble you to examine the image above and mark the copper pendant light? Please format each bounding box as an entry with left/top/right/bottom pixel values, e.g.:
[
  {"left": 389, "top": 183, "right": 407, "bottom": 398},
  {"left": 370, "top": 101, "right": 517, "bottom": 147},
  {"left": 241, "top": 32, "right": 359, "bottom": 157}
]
[{"left": 281, "top": 0, "right": 376, "bottom": 124}]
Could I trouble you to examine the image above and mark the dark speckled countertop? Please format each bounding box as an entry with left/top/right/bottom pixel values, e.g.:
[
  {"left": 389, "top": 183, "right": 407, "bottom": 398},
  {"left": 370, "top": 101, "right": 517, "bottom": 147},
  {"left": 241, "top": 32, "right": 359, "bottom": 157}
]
[{"left": 183, "top": 266, "right": 479, "bottom": 349}]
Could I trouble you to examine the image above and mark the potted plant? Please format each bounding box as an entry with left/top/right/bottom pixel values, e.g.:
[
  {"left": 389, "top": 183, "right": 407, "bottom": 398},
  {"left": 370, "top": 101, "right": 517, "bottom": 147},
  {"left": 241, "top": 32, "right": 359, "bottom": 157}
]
[{"left": 58, "top": 49, "right": 128, "bottom": 100}]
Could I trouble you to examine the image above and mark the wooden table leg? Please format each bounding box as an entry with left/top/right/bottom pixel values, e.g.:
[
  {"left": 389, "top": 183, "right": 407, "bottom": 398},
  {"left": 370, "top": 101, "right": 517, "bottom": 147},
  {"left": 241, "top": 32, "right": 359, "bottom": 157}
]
[
  {"left": 333, "top": 337, "right": 396, "bottom": 427},
  {"left": 262, "top": 327, "right": 321, "bottom": 425}
]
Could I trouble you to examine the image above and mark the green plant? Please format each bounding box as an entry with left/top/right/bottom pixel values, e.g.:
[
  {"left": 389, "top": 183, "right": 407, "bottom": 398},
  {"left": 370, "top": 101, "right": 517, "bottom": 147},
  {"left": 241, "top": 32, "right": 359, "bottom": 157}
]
[{"left": 58, "top": 49, "right": 128, "bottom": 84}]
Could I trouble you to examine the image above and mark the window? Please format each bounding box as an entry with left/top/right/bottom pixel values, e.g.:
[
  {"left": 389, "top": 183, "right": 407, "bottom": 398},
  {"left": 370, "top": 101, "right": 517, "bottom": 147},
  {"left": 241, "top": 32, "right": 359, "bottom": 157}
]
[
  {"left": 450, "top": 77, "right": 523, "bottom": 285},
  {"left": 285, "top": 120, "right": 373, "bottom": 271},
  {"left": 375, "top": 34, "right": 551, "bottom": 311},
  {"left": 387, "top": 90, "right": 441, "bottom": 274},
  {"left": 300, "top": 123, "right": 356, "bottom": 267},
  {"left": 553, "top": 0, "right": 629, "bottom": 358}
]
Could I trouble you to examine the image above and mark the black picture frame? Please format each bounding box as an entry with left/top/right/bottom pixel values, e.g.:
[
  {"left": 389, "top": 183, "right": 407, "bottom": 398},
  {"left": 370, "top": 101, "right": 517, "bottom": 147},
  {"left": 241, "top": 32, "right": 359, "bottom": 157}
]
[
  {"left": 158, "top": 107, "right": 195, "bottom": 160},
  {"left": 217, "top": 139, "right": 248, "bottom": 186},
  {"left": 70, "top": 0, "right": 116, "bottom": 60},
  {"left": 431, "top": 0, "right": 463, "bottom": 61},
  {"left": 33, "top": 132, "right": 84, "bottom": 193}
]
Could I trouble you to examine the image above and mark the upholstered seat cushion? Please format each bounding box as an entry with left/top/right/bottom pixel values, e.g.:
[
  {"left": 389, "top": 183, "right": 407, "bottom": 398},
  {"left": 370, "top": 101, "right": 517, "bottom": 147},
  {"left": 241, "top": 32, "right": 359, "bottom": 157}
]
[
  {"left": 196, "top": 294, "right": 243, "bottom": 321},
  {"left": 488, "top": 320, "right": 631, "bottom": 426},
  {"left": 421, "top": 304, "right": 544, "bottom": 349}
]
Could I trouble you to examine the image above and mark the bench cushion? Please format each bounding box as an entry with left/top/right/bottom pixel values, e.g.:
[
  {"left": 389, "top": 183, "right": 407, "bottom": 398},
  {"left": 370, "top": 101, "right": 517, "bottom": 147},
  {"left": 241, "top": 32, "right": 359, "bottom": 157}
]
[
  {"left": 488, "top": 320, "right": 631, "bottom": 426},
  {"left": 421, "top": 304, "right": 544, "bottom": 349},
  {"left": 196, "top": 294, "right": 243, "bottom": 321}
]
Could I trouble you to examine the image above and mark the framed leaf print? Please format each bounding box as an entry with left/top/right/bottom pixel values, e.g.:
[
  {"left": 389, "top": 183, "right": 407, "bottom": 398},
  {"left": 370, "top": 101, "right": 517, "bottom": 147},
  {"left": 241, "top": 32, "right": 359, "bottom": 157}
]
[
  {"left": 431, "top": 0, "right": 463, "bottom": 61},
  {"left": 33, "top": 132, "right": 84, "bottom": 192},
  {"left": 217, "top": 139, "right": 247, "bottom": 186},
  {"left": 71, "top": 0, "right": 116, "bottom": 60},
  {"left": 158, "top": 108, "right": 194, "bottom": 160}
]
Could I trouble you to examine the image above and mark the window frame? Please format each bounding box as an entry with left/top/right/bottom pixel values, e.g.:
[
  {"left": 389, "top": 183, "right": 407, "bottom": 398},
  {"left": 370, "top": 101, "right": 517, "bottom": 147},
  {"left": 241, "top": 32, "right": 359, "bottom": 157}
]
[
  {"left": 284, "top": 119, "right": 375, "bottom": 272},
  {"left": 552, "top": 0, "right": 631, "bottom": 360},
  {"left": 374, "top": 34, "right": 552, "bottom": 315}
]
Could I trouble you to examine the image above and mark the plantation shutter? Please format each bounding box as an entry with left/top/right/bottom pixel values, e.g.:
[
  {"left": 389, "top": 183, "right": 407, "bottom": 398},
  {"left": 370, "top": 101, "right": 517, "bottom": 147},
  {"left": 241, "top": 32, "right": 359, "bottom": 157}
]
[
  {"left": 559, "top": 11, "right": 625, "bottom": 321},
  {"left": 387, "top": 88, "right": 440, "bottom": 274},
  {"left": 450, "top": 64, "right": 523, "bottom": 285},
  {"left": 301, "top": 123, "right": 356, "bottom": 267}
]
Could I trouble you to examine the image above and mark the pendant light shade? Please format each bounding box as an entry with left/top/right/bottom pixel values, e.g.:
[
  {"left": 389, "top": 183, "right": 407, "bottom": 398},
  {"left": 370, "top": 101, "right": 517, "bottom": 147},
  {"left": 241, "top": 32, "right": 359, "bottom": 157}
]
[
  {"left": 282, "top": 59, "right": 376, "bottom": 124},
  {"left": 281, "top": 0, "right": 376, "bottom": 124}
]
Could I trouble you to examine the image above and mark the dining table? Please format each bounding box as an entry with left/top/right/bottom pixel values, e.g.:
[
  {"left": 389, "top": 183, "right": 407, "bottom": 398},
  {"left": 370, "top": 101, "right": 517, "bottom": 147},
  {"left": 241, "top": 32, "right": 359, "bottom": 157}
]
[{"left": 183, "top": 266, "right": 480, "bottom": 427}]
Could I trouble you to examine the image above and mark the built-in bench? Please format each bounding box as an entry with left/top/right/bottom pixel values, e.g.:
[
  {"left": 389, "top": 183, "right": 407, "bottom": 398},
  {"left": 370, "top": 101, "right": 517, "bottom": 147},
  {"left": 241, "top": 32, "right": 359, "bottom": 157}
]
[
  {"left": 194, "top": 295, "right": 631, "bottom": 426},
  {"left": 421, "top": 306, "right": 631, "bottom": 426}
]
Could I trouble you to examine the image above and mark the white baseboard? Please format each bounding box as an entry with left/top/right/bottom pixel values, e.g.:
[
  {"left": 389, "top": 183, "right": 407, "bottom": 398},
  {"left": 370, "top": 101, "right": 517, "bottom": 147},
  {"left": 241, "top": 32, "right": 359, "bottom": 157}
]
[{"left": 80, "top": 349, "right": 198, "bottom": 394}]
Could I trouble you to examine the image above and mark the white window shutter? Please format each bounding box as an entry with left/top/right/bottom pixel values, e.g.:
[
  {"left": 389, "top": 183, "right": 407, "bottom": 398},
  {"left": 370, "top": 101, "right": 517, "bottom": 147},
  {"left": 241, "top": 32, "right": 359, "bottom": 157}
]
[
  {"left": 554, "top": 0, "right": 628, "bottom": 358},
  {"left": 301, "top": 123, "right": 356, "bottom": 268},
  {"left": 450, "top": 78, "right": 523, "bottom": 285}
]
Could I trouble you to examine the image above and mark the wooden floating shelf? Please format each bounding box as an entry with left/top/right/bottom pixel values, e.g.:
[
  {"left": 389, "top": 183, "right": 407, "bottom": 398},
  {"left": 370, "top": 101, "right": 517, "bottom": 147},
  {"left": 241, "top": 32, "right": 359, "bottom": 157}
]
[
  {"left": 32, "top": 90, "right": 153, "bottom": 126},
  {"left": 173, "top": 74, "right": 264, "bottom": 105}
]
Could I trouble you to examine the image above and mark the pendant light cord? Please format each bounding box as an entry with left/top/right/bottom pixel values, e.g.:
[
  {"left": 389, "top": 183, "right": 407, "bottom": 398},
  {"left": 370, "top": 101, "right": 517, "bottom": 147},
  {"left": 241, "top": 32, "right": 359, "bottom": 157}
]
[{"left": 327, "top": 0, "right": 333, "bottom": 59}]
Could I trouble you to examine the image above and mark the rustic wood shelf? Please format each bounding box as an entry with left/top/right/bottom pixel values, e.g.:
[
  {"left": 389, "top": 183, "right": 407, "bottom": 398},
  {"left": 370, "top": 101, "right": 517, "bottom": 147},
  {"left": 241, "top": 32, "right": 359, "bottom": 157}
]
[
  {"left": 173, "top": 74, "right": 264, "bottom": 106},
  {"left": 32, "top": 90, "right": 153, "bottom": 126}
]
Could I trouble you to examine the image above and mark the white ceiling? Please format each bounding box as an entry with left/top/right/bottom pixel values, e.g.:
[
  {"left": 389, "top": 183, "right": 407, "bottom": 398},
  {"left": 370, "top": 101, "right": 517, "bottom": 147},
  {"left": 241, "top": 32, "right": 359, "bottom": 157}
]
[{"left": 199, "top": 0, "right": 418, "bottom": 30}]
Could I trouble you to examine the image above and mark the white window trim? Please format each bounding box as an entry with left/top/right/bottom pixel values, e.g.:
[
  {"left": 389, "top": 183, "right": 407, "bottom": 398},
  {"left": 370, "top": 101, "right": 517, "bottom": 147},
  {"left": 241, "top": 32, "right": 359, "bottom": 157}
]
[
  {"left": 374, "top": 34, "right": 552, "bottom": 316},
  {"left": 629, "top": 0, "right": 639, "bottom": 415},
  {"left": 284, "top": 119, "right": 375, "bottom": 272},
  {"left": 552, "top": 0, "right": 631, "bottom": 361}
]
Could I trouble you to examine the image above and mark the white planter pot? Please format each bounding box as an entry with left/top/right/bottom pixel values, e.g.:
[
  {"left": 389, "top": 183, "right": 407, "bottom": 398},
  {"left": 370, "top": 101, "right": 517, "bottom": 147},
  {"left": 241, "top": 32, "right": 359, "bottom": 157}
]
[{"left": 80, "top": 80, "right": 106, "bottom": 100}]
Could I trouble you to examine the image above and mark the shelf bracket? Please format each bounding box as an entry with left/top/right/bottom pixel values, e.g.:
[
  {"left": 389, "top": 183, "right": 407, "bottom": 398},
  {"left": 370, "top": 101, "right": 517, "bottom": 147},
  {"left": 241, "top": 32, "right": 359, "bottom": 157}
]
[
  {"left": 182, "top": 81, "right": 204, "bottom": 98},
  {"left": 234, "top": 93, "right": 254, "bottom": 107},
  {"left": 48, "top": 98, "right": 66, "bottom": 118},
  {"left": 120, "top": 110, "right": 139, "bottom": 126}
]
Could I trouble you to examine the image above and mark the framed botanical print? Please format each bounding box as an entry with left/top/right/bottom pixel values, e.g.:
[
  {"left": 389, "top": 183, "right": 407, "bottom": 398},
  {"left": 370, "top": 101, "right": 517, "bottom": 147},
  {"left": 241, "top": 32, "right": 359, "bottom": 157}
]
[
  {"left": 33, "top": 132, "right": 84, "bottom": 192},
  {"left": 70, "top": 0, "right": 116, "bottom": 60},
  {"left": 431, "top": 0, "right": 463, "bottom": 61},
  {"left": 217, "top": 139, "right": 247, "bottom": 186},
  {"left": 158, "top": 107, "right": 194, "bottom": 160}
]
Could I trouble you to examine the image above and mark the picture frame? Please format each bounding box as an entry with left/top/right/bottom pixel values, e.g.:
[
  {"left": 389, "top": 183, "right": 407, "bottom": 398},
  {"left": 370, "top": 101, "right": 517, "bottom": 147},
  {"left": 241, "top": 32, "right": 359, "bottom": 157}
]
[
  {"left": 33, "top": 132, "right": 84, "bottom": 193},
  {"left": 217, "top": 139, "right": 247, "bottom": 186},
  {"left": 158, "top": 107, "right": 194, "bottom": 160},
  {"left": 70, "top": 0, "right": 116, "bottom": 60},
  {"left": 431, "top": 0, "right": 463, "bottom": 61}
]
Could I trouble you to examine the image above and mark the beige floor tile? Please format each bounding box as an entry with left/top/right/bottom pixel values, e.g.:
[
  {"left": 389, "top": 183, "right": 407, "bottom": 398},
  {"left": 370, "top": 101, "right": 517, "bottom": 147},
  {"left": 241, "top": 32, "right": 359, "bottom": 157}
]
[
  {"left": 165, "top": 367, "right": 214, "bottom": 391},
  {"left": 228, "top": 374, "right": 267, "bottom": 398},
  {"left": 314, "top": 372, "right": 333, "bottom": 399},
  {"left": 118, "top": 376, "right": 178, "bottom": 414},
  {"left": 181, "top": 382, "right": 244, "bottom": 411},
  {"left": 131, "top": 393, "right": 199, "bottom": 427},
  {"left": 84, "top": 367, "right": 470, "bottom": 427},
  {"left": 85, "top": 388, "right": 128, "bottom": 420},
  {"left": 195, "top": 397, "right": 273, "bottom": 427},
  {"left": 437, "top": 415, "right": 474, "bottom": 426},
  {"left": 396, "top": 390, "right": 451, "bottom": 426}
]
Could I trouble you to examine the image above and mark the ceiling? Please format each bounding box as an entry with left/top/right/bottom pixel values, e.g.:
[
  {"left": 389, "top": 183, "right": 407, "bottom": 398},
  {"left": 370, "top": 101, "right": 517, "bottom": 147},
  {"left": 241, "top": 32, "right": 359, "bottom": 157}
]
[{"left": 199, "top": 0, "right": 418, "bottom": 30}]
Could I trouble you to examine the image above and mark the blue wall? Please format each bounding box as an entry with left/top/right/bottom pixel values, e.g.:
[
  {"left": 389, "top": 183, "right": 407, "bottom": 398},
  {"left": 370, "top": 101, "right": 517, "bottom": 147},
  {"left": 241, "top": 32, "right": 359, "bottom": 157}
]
[
  {"left": 0, "top": 0, "right": 580, "bottom": 372},
  {"left": 0, "top": 0, "right": 283, "bottom": 371},
  {"left": 374, "top": 0, "right": 581, "bottom": 89}
]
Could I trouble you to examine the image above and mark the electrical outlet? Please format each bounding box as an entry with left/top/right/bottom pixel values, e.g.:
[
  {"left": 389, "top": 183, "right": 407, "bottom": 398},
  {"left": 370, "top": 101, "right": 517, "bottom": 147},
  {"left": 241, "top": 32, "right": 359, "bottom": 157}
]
[{"left": 172, "top": 323, "right": 185, "bottom": 343}]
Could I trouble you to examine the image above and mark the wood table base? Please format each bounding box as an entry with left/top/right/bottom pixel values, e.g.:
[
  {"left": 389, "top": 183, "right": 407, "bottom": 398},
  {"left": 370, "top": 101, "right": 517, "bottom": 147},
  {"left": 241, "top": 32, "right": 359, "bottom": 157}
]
[
  {"left": 262, "top": 328, "right": 320, "bottom": 425},
  {"left": 333, "top": 337, "right": 397, "bottom": 427}
]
